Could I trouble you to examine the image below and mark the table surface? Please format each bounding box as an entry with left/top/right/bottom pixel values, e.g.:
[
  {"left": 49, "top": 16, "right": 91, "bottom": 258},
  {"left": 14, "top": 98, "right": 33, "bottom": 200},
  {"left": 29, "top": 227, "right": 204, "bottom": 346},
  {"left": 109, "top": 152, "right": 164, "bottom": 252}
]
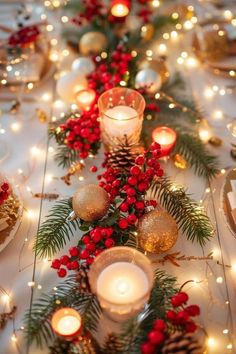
[{"left": 0, "top": 1, "right": 236, "bottom": 354}]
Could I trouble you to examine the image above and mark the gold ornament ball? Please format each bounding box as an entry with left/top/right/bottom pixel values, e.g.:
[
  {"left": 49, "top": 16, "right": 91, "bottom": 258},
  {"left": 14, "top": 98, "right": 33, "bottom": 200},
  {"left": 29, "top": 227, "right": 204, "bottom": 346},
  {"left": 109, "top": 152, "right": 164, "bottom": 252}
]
[
  {"left": 79, "top": 32, "right": 107, "bottom": 55},
  {"left": 137, "top": 210, "right": 178, "bottom": 254},
  {"left": 72, "top": 184, "right": 110, "bottom": 221}
]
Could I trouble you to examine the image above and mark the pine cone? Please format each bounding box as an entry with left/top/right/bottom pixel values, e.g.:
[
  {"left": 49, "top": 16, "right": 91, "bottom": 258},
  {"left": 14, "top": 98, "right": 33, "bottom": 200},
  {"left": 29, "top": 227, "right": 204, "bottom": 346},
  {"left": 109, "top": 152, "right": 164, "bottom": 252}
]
[
  {"left": 161, "top": 332, "right": 204, "bottom": 354},
  {"left": 102, "top": 333, "right": 122, "bottom": 354},
  {"left": 76, "top": 264, "right": 91, "bottom": 294},
  {"left": 106, "top": 137, "right": 144, "bottom": 173}
]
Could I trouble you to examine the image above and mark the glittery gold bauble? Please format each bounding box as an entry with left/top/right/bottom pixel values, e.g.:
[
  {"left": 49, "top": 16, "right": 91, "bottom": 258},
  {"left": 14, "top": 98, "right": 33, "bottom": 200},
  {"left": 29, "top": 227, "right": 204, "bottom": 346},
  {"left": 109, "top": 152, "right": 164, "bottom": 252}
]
[
  {"left": 173, "top": 154, "right": 188, "bottom": 170},
  {"left": 137, "top": 210, "right": 178, "bottom": 254},
  {"left": 141, "top": 24, "right": 154, "bottom": 41},
  {"left": 79, "top": 32, "right": 107, "bottom": 55},
  {"left": 72, "top": 184, "right": 110, "bottom": 221}
]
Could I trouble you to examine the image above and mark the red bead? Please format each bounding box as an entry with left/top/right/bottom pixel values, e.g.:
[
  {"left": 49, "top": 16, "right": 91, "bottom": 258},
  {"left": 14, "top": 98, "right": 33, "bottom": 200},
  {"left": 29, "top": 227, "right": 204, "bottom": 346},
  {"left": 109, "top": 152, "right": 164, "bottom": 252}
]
[
  {"left": 80, "top": 249, "right": 90, "bottom": 259},
  {"left": 128, "top": 176, "right": 138, "bottom": 186},
  {"left": 141, "top": 342, "right": 155, "bottom": 354},
  {"left": 148, "top": 330, "right": 165, "bottom": 345},
  {"left": 51, "top": 259, "right": 61, "bottom": 269},
  {"left": 69, "top": 247, "right": 79, "bottom": 257},
  {"left": 185, "top": 305, "right": 200, "bottom": 317},
  {"left": 130, "top": 166, "right": 141, "bottom": 175},
  {"left": 60, "top": 255, "right": 70, "bottom": 265},
  {"left": 127, "top": 214, "right": 137, "bottom": 225},
  {"left": 90, "top": 165, "right": 97, "bottom": 173},
  {"left": 135, "top": 155, "right": 145, "bottom": 165},
  {"left": 185, "top": 321, "right": 197, "bottom": 333},
  {"left": 70, "top": 260, "right": 79, "bottom": 270},
  {"left": 105, "top": 238, "right": 115, "bottom": 248},
  {"left": 57, "top": 268, "right": 67, "bottom": 278},
  {"left": 118, "top": 219, "right": 129, "bottom": 229},
  {"left": 120, "top": 202, "right": 129, "bottom": 212},
  {"left": 153, "top": 319, "right": 166, "bottom": 332}
]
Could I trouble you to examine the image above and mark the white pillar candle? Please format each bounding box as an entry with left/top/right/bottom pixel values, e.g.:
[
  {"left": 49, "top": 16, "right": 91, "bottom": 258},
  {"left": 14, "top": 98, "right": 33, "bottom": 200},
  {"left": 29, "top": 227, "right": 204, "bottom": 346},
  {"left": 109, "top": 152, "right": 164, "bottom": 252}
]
[
  {"left": 103, "top": 105, "right": 140, "bottom": 138},
  {"left": 97, "top": 262, "right": 149, "bottom": 304}
]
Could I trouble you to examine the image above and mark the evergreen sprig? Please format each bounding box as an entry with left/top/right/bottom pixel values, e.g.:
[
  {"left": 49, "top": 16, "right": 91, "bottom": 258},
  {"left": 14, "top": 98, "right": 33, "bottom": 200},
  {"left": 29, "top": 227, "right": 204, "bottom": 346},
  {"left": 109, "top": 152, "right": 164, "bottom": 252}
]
[
  {"left": 151, "top": 177, "right": 214, "bottom": 246},
  {"left": 25, "top": 275, "right": 101, "bottom": 348},
  {"left": 173, "top": 132, "right": 219, "bottom": 179},
  {"left": 54, "top": 145, "right": 79, "bottom": 169},
  {"left": 35, "top": 198, "right": 80, "bottom": 259}
]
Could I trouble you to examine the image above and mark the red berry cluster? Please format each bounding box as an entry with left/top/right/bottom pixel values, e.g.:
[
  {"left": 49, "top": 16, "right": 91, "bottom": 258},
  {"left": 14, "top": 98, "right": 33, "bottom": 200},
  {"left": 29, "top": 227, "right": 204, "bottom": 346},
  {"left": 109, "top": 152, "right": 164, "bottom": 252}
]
[
  {"left": 99, "top": 141, "right": 164, "bottom": 226},
  {"left": 88, "top": 46, "right": 133, "bottom": 93},
  {"left": 59, "top": 106, "right": 101, "bottom": 159},
  {"left": 0, "top": 182, "right": 10, "bottom": 205},
  {"left": 71, "top": 0, "right": 105, "bottom": 26},
  {"left": 141, "top": 292, "right": 200, "bottom": 354},
  {"left": 8, "top": 25, "right": 40, "bottom": 47}
]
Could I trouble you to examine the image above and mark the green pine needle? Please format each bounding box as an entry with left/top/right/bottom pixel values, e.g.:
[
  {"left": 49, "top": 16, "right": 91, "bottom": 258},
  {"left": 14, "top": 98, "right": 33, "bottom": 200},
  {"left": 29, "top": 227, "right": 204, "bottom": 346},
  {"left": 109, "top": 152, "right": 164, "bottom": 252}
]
[
  {"left": 151, "top": 177, "right": 214, "bottom": 247},
  {"left": 34, "top": 199, "right": 80, "bottom": 259}
]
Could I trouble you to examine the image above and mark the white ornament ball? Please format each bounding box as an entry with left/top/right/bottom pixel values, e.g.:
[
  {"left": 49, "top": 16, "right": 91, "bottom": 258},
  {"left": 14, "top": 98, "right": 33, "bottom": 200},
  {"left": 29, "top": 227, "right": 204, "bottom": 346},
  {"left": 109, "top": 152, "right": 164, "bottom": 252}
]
[
  {"left": 79, "top": 31, "right": 107, "bottom": 55},
  {"left": 56, "top": 72, "right": 87, "bottom": 103},
  {"left": 71, "top": 57, "right": 95, "bottom": 76},
  {"left": 135, "top": 68, "right": 162, "bottom": 93}
]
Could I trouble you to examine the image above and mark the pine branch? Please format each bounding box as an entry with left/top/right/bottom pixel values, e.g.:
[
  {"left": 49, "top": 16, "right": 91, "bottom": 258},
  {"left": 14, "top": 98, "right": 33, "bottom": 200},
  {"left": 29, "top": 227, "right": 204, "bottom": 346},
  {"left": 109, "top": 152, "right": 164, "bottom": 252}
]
[
  {"left": 34, "top": 198, "right": 80, "bottom": 259},
  {"left": 54, "top": 145, "right": 79, "bottom": 169},
  {"left": 173, "top": 132, "right": 219, "bottom": 179},
  {"left": 25, "top": 275, "right": 101, "bottom": 348},
  {"left": 151, "top": 177, "right": 214, "bottom": 246}
]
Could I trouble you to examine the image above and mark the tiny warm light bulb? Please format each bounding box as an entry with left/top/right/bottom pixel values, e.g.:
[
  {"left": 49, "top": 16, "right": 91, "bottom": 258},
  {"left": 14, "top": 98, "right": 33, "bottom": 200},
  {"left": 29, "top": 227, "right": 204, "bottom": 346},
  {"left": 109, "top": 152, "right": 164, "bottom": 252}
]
[
  {"left": 31, "top": 146, "right": 40, "bottom": 156},
  {"left": 207, "top": 337, "right": 216, "bottom": 347},
  {"left": 111, "top": 0, "right": 130, "bottom": 17},
  {"left": 198, "top": 119, "right": 212, "bottom": 143},
  {"left": 2, "top": 294, "right": 10, "bottom": 303},
  {"left": 51, "top": 308, "right": 82, "bottom": 338},
  {"left": 76, "top": 89, "right": 96, "bottom": 111}
]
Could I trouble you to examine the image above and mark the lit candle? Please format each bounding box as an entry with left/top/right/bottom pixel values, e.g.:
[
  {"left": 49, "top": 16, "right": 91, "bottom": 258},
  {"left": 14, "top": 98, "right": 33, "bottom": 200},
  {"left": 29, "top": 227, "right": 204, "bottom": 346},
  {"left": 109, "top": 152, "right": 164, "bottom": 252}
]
[
  {"left": 198, "top": 119, "right": 212, "bottom": 143},
  {"left": 51, "top": 308, "right": 81, "bottom": 338},
  {"left": 152, "top": 126, "right": 177, "bottom": 156},
  {"left": 98, "top": 87, "right": 145, "bottom": 148},
  {"left": 89, "top": 247, "right": 154, "bottom": 321},
  {"left": 111, "top": 0, "right": 130, "bottom": 17},
  {"left": 76, "top": 89, "right": 96, "bottom": 111}
]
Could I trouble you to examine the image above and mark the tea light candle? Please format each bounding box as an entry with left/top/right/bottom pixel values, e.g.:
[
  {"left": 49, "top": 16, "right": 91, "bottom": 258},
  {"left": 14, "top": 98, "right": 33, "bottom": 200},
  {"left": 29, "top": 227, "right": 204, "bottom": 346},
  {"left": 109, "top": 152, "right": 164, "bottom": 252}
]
[
  {"left": 76, "top": 89, "right": 96, "bottom": 111},
  {"left": 152, "top": 126, "right": 177, "bottom": 156},
  {"left": 88, "top": 246, "right": 154, "bottom": 321},
  {"left": 103, "top": 105, "right": 139, "bottom": 138},
  {"left": 51, "top": 308, "right": 82, "bottom": 338},
  {"left": 111, "top": 0, "right": 130, "bottom": 17}
]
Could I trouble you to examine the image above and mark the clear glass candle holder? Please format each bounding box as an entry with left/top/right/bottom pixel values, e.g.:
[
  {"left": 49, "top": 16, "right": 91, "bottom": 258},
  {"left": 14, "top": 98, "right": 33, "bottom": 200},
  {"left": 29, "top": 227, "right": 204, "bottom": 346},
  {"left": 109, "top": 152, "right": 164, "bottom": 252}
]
[
  {"left": 88, "top": 246, "right": 154, "bottom": 322},
  {"left": 98, "top": 87, "right": 145, "bottom": 149}
]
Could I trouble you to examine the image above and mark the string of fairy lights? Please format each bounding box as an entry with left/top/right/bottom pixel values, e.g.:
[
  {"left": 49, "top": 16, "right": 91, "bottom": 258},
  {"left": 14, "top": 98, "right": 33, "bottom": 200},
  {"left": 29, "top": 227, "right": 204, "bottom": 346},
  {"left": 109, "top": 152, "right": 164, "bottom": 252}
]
[{"left": 0, "top": 0, "right": 236, "bottom": 352}]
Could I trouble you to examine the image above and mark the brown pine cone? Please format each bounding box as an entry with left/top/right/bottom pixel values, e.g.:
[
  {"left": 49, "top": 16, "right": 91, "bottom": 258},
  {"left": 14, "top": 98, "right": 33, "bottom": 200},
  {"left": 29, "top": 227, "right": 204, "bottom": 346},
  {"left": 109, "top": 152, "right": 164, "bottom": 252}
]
[
  {"left": 76, "top": 264, "right": 91, "bottom": 294},
  {"left": 161, "top": 332, "right": 204, "bottom": 354},
  {"left": 102, "top": 333, "right": 122, "bottom": 354}
]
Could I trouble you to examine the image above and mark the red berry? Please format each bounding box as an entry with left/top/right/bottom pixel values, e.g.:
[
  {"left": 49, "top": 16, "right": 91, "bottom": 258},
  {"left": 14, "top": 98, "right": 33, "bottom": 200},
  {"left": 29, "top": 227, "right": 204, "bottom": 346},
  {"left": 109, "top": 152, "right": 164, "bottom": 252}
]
[
  {"left": 177, "top": 292, "right": 189, "bottom": 304},
  {"left": 120, "top": 202, "right": 129, "bottom": 212},
  {"left": 82, "top": 235, "right": 91, "bottom": 244},
  {"left": 60, "top": 255, "right": 70, "bottom": 265},
  {"left": 138, "top": 182, "right": 148, "bottom": 192},
  {"left": 86, "top": 242, "right": 96, "bottom": 252},
  {"left": 148, "top": 330, "right": 165, "bottom": 345},
  {"left": 94, "top": 249, "right": 103, "bottom": 256},
  {"left": 51, "top": 259, "right": 61, "bottom": 269},
  {"left": 90, "top": 165, "right": 97, "bottom": 173},
  {"left": 185, "top": 305, "right": 200, "bottom": 317},
  {"left": 156, "top": 169, "right": 164, "bottom": 177},
  {"left": 185, "top": 321, "right": 197, "bottom": 333},
  {"left": 80, "top": 249, "right": 90, "bottom": 259},
  {"left": 135, "top": 155, "right": 145, "bottom": 165},
  {"left": 91, "top": 228, "right": 102, "bottom": 243},
  {"left": 166, "top": 310, "right": 176, "bottom": 322},
  {"left": 118, "top": 219, "right": 129, "bottom": 229},
  {"left": 128, "top": 176, "right": 138, "bottom": 186},
  {"left": 130, "top": 166, "right": 141, "bottom": 175},
  {"left": 126, "top": 188, "right": 136, "bottom": 196},
  {"left": 112, "top": 179, "right": 121, "bottom": 188},
  {"left": 105, "top": 238, "right": 115, "bottom": 248},
  {"left": 171, "top": 295, "right": 181, "bottom": 308},
  {"left": 127, "top": 214, "right": 137, "bottom": 225},
  {"left": 57, "top": 268, "right": 67, "bottom": 277},
  {"left": 69, "top": 260, "right": 79, "bottom": 270},
  {"left": 151, "top": 142, "right": 161, "bottom": 150},
  {"left": 69, "top": 247, "right": 79, "bottom": 257},
  {"left": 86, "top": 256, "right": 94, "bottom": 265},
  {"left": 1, "top": 182, "right": 9, "bottom": 191},
  {"left": 152, "top": 149, "right": 161, "bottom": 158},
  {"left": 141, "top": 342, "right": 155, "bottom": 354},
  {"left": 176, "top": 310, "right": 189, "bottom": 324},
  {"left": 127, "top": 196, "right": 136, "bottom": 205},
  {"left": 135, "top": 201, "right": 145, "bottom": 210},
  {"left": 147, "top": 158, "right": 156, "bottom": 167},
  {"left": 154, "top": 319, "right": 166, "bottom": 332}
]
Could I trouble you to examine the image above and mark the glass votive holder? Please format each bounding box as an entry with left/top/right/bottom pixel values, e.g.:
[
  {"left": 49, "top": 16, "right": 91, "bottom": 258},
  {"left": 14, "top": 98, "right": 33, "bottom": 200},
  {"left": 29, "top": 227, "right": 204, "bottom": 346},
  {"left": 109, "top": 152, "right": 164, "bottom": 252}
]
[
  {"left": 152, "top": 126, "right": 177, "bottom": 157},
  {"left": 88, "top": 246, "right": 154, "bottom": 322},
  {"left": 98, "top": 87, "right": 145, "bottom": 149},
  {"left": 51, "top": 307, "right": 82, "bottom": 339}
]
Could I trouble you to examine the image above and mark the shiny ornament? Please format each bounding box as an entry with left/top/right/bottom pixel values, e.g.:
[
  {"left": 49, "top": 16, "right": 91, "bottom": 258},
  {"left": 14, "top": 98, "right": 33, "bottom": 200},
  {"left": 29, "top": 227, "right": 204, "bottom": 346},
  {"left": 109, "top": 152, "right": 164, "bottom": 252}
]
[
  {"left": 56, "top": 72, "right": 87, "bottom": 103},
  {"left": 135, "top": 68, "right": 162, "bottom": 93},
  {"left": 137, "top": 210, "right": 178, "bottom": 254},
  {"left": 71, "top": 57, "right": 95, "bottom": 76},
  {"left": 79, "top": 32, "right": 107, "bottom": 55},
  {"left": 208, "top": 136, "right": 223, "bottom": 147},
  {"left": 141, "top": 24, "right": 154, "bottom": 41},
  {"left": 72, "top": 184, "right": 110, "bottom": 221},
  {"left": 173, "top": 154, "right": 188, "bottom": 170},
  {"left": 36, "top": 108, "right": 48, "bottom": 123}
]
